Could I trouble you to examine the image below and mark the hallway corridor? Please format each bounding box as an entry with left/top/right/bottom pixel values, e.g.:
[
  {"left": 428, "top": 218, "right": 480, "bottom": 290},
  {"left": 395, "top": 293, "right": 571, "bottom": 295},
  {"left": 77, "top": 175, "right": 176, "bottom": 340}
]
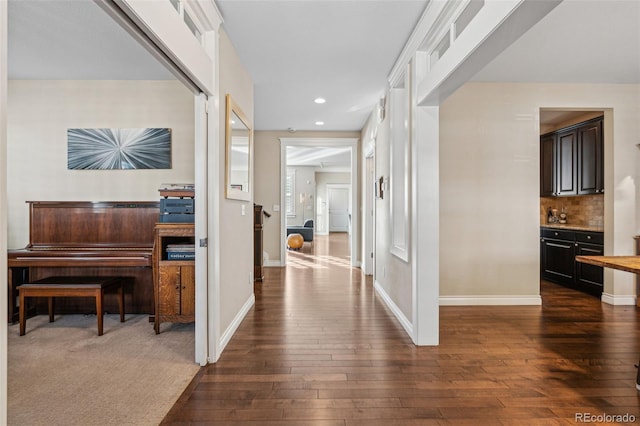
[{"left": 163, "top": 234, "right": 640, "bottom": 424}]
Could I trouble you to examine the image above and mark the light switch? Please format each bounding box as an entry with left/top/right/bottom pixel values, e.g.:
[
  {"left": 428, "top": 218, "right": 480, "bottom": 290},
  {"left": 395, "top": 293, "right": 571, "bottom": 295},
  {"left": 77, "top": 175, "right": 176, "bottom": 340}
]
[
  {"left": 273, "top": 204, "right": 280, "bottom": 212},
  {"left": 241, "top": 204, "right": 246, "bottom": 216}
]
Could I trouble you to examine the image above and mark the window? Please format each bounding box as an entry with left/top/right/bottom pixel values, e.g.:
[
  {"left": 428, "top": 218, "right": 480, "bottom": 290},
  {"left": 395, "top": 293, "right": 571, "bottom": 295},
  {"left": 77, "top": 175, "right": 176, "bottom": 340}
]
[
  {"left": 168, "top": 0, "right": 204, "bottom": 45},
  {"left": 184, "top": 11, "right": 202, "bottom": 41},
  {"left": 285, "top": 169, "right": 296, "bottom": 217}
]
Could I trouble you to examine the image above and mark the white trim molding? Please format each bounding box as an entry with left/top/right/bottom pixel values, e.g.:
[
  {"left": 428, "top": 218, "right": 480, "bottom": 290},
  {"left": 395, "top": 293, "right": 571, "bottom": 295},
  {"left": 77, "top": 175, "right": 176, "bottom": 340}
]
[
  {"left": 601, "top": 292, "right": 636, "bottom": 306},
  {"left": 374, "top": 280, "right": 414, "bottom": 338},
  {"left": 218, "top": 294, "right": 255, "bottom": 354},
  {"left": 439, "top": 295, "right": 542, "bottom": 306}
]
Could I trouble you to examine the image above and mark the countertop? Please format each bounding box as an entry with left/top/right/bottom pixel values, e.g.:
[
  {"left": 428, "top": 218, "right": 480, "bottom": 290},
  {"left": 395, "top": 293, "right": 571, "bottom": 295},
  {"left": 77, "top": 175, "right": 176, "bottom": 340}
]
[{"left": 540, "top": 223, "right": 604, "bottom": 233}]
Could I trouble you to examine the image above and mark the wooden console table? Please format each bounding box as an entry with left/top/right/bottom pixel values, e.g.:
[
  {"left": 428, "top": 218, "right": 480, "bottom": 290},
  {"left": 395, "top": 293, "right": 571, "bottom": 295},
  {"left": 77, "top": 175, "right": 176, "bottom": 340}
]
[{"left": 575, "top": 254, "right": 640, "bottom": 390}]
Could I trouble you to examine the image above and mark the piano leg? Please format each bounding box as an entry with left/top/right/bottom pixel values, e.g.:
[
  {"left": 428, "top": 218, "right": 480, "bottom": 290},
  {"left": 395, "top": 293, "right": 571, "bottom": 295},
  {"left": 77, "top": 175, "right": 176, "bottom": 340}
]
[{"left": 8, "top": 267, "right": 29, "bottom": 323}]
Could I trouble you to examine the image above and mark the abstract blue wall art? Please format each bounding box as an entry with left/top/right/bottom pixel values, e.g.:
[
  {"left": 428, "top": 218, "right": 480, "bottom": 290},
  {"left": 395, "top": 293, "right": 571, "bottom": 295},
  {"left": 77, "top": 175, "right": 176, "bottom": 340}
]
[{"left": 67, "top": 128, "right": 172, "bottom": 170}]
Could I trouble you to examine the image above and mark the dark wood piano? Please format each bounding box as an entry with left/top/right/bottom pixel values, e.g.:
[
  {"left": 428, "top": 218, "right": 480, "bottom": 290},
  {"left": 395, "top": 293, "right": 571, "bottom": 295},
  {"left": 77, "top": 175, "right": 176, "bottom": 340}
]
[{"left": 7, "top": 201, "right": 159, "bottom": 323}]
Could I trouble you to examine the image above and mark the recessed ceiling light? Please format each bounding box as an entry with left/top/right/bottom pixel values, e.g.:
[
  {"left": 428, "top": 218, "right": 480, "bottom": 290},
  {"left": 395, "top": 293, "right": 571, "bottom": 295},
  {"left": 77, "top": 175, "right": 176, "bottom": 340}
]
[
  {"left": 315, "top": 121, "right": 325, "bottom": 126},
  {"left": 314, "top": 97, "right": 326, "bottom": 104}
]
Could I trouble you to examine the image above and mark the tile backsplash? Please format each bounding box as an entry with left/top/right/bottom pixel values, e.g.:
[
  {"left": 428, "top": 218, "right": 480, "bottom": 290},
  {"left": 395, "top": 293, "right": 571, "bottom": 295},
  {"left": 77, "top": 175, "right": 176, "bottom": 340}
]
[{"left": 540, "top": 195, "right": 603, "bottom": 227}]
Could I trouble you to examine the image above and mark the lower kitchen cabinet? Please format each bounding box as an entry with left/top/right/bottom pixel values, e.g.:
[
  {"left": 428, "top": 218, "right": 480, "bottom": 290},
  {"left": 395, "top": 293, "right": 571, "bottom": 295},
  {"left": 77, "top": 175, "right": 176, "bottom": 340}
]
[{"left": 540, "top": 227, "right": 603, "bottom": 296}]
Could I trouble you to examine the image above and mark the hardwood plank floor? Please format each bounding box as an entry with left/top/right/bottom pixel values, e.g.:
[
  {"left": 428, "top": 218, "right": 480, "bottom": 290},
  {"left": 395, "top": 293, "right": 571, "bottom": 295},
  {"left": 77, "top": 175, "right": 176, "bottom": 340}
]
[{"left": 163, "top": 233, "right": 640, "bottom": 425}]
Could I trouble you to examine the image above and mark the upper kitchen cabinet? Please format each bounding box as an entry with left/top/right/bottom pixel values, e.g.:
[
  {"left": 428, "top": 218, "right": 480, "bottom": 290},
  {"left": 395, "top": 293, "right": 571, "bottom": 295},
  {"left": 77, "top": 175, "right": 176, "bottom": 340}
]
[
  {"left": 540, "top": 133, "right": 556, "bottom": 197},
  {"left": 540, "top": 116, "right": 603, "bottom": 197},
  {"left": 577, "top": 119, "right": 604, "bottom": 195}
]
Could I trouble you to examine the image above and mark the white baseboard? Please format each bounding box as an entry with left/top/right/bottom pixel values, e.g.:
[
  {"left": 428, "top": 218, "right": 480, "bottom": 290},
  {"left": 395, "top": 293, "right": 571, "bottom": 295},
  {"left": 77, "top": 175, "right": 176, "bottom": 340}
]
[
  {"left": 439, "top": 295, "right": 542, "bottom": 306},
  {"left": 218, "top": 293, "right": 255, "bottom": 354},
  {"left": 264, "top": 260, "right": 283, "bottom": 267},
  {"left": 601, "top": 292, "right": 636, "bottom": 306},
  {"left": 373, "top": 280, "right": 414, "bottom": 338}
]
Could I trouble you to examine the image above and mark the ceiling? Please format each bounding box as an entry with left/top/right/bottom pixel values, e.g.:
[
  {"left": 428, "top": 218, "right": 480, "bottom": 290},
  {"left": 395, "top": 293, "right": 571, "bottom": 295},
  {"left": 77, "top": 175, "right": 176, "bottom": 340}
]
[
  {"left": 7, "top": 0, "right": 639, "bottom": 138},
  {"left": 287, "top": 145, "right": 351, "bottom": 170},
  {"left": 471, "top": 0, "right": 640, "bottom": 86},
  {"left": 7, "top": 1, "right": 175, "bottom": 80},
  {"left": 215, "top": 0, "right": 427, "bottom": 131}
]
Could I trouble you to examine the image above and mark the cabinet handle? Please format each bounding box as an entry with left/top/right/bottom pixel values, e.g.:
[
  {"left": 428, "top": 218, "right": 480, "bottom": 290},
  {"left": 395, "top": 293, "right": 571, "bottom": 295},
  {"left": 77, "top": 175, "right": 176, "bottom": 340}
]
[
  {"left": 587, "top": 235, "right": 591, "bottom": 240},
  {"left": 554, "top": 232, "right": 558, "bottom": 236}
]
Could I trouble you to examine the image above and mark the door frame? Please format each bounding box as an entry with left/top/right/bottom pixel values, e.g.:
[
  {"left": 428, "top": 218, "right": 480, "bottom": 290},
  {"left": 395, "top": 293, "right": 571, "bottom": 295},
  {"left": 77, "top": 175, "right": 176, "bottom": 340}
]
[
  {"left": 59, "top": 1, "right": 222, "bottom": 365},
  {"left": 280, "top": 137, "right": 359, "bottom": 267}
]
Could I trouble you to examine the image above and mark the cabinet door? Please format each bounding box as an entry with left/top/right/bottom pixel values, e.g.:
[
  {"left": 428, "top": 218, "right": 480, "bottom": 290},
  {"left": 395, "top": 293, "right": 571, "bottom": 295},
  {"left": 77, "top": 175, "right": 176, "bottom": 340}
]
[
  {"left": 577, "top": 119, "right": 603, "bottom": 195},
  {"left": 179, "top": 265, "right": 195, "bottom": 316},
  {"left": 556, "top": 129, "right": 577, "bottom": 196},
  {"left": 158, "top": 265, "right": 181, "bottom": 316},
  {"left": 575, "top": 242, "right": 604, "bottom": 293},
  {"left": 541, "top": 238, "right": 575, "bottom": 283},
  {"left": 540, "top": 134, "right": 556, "bottom": 196}
]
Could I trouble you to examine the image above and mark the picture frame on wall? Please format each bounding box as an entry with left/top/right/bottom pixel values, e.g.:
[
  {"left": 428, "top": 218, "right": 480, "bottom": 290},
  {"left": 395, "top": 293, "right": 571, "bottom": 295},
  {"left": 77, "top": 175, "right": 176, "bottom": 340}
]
[{"left": 67, "top": 128, "right": 172, "bottom": 170}]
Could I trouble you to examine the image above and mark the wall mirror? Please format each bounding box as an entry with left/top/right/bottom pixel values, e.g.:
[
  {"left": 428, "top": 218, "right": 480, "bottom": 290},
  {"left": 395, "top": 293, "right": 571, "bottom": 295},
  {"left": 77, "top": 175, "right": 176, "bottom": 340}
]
[{"left": 225, "top": 94, "right": 252, "bottom": 201}]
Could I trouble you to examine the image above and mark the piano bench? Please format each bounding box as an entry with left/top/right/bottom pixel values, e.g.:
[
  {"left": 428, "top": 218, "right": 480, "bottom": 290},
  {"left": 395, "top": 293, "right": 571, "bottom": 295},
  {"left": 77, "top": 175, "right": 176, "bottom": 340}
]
[{"left": 17, "top": 276, "right": 125, "bottom": 336}]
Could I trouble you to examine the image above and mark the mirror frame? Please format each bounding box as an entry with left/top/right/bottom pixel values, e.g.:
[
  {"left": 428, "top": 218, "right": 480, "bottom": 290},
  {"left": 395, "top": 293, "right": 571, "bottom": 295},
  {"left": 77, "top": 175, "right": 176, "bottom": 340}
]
[{"left": 225, "top": 94, "right": 253, "bottom": 201}]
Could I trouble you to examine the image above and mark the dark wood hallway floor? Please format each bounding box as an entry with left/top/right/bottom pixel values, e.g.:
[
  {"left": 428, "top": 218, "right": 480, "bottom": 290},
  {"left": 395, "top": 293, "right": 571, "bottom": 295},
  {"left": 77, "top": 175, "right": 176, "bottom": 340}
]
[{"left": 163, "top": 234, "right": 640, "bottom": 424}]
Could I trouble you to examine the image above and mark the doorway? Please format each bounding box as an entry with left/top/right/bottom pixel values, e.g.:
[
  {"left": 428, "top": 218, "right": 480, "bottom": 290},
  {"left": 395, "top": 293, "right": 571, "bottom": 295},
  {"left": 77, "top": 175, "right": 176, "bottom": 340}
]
[
  {"left": 280, "top": 138, "right": 359, "bottom": 267},
  {"left": 539, "top": 108, "right": 607, "bottom": 299}
]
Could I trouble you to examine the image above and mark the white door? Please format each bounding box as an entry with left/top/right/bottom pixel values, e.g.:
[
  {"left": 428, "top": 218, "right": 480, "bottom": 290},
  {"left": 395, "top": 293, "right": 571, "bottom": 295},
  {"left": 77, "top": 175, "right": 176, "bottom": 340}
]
[{"left": 328, "top": 186, "right": 350, "bottom": 232}]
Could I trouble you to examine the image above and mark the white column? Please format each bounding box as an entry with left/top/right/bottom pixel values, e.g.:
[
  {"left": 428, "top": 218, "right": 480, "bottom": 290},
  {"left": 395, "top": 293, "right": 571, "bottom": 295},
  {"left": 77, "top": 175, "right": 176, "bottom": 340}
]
[{"left": 412, "top": 52, "right": 439, "bottom": 345}]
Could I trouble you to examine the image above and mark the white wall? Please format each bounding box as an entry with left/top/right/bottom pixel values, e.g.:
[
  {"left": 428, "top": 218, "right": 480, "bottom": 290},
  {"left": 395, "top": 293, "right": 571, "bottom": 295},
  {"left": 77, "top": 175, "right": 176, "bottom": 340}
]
[
  {"left": 369, "top": 97, "right": 413, "bottom": 320},
  {"left": 7, "top": 80, "right": 194, "bottom": 248},
  {"left": 218, "top": 29, "right": 255, "bottom": 333},
  {"left": 439, "top": 82, "right": 640, "bottom": 303}
]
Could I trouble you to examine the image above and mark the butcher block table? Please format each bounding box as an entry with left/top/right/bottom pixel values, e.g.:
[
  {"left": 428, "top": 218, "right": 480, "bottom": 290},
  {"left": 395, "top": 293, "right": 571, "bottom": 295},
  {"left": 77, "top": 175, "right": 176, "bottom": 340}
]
[
  {"left": 575, "top": 255, "right": 640, "bottom": 390},
  {"left": 575, "top": 255, "right": 640, "bottom": 276}
]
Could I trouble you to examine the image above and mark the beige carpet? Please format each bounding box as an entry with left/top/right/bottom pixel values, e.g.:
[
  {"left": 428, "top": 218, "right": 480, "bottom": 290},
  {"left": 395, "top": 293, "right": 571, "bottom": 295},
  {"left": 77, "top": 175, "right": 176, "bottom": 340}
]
[{"left": 8, "top": 313, "right": 200, "bottom": 426}]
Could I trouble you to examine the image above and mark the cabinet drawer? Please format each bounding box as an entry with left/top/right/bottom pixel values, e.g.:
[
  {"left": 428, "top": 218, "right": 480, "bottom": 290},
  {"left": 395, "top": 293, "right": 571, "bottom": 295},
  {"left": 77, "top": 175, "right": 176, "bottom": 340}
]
[
  {"left": 575, "top": 231, "right": 603, "bottom": 245},
  {"left": 541, "top": 228, "right": 575, "bottom": 241}
]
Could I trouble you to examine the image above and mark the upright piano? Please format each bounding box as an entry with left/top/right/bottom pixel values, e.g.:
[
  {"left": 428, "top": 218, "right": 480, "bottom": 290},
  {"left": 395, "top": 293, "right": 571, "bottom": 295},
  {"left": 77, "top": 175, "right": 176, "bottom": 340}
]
[{"left": 7, "top": 201, "right": 159, "bottom": 323}]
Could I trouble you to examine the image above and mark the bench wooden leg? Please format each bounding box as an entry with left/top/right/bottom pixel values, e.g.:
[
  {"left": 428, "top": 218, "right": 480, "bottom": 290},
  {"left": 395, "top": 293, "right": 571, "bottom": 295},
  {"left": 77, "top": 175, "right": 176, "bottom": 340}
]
[
  {"left": 118, "top": 284, "right": 125, "bottom": 323},
  {"left": 19, "top": 291, "right": 26, "bottom": 336},
  {"left": 96, "top": 289, "right": 104, "bottom": 336},
  {"left": 48, "top": 297, "right": 55, "bottom": 322}
]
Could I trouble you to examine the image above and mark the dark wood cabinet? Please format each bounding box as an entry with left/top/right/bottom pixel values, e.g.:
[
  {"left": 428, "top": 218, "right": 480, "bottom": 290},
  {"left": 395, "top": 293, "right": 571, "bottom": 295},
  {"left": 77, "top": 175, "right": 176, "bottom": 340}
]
[
  {"left": 540, "top": 227, "right": 603, "bottom": 296},
  {"left": 540, "top": 134, "right": 556, "bottom": 197},
  {"left": 541, "top": 229, "right": 576, "bottom": 282},
  {"left": 556, "top": 128, "right": 578, "bottom": 196},
  {"left": 577, "top": 119, "right": 604, "bottom": 194},
  {"left": 254, "top": 204, "right": 264, "bottom": 282},
  {"left": 575, "top": 242, "right": 604, "bottom": 293},
  {"left": 540, "top": 116, "right": 603, "bottom": 197}
]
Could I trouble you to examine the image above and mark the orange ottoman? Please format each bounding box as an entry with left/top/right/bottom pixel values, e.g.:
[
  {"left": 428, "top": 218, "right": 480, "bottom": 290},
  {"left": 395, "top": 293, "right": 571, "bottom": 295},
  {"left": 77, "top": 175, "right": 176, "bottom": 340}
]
[{"left": 287, "top": 233, "right": 304, "bottom": 250}]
